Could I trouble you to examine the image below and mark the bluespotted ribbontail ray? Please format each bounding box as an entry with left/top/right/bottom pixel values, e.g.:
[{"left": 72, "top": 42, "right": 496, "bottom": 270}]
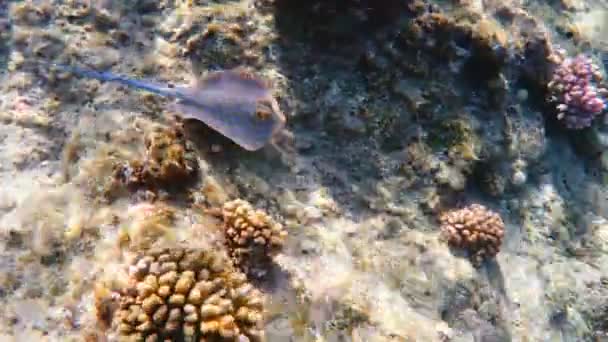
[{"left": 48, "top": 63, "right": 286, "bottom": 151}]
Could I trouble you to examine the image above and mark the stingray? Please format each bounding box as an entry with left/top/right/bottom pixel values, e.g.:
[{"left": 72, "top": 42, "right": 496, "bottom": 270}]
[{"left": 49, "top": 63, "right": 286, "bottom": 151}]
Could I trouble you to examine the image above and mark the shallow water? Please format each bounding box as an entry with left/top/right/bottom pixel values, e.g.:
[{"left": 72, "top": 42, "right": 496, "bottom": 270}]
[{"left": 1, "top": 0, "right": 608, "bottom": 341}]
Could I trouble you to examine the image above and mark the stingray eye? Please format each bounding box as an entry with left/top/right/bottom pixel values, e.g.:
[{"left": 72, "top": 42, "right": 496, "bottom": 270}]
[
  {"left": 256, "top": 110, "right": 271, "bottom": 121},
  {"left": 255, "top": 101, "right": 273, "bottom": 121}
]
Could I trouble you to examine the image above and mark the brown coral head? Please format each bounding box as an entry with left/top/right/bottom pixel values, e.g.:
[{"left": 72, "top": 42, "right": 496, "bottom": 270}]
[
  {"left": 143, "top": 126, "right": 199, "bottom": 186},
  {"left": 113, "top": 247, "right": 265, "bottom": 341},
  {"left": 439, "top": 204, "right": 504, "bottom": 266},
  {"left": 220, "top": 199, "right": 287, "bottom": 277},
  {"left": 110, "top": 125, "right": 200, "bottom": 197}
]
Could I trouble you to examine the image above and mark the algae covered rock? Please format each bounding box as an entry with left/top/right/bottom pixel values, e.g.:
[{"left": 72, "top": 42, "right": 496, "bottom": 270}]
[
  {"left": 123, "top": 202, "right": 177, "bottom": 251},
  {"left": 143, "top": 125, "right": 199, "bottom": 185},
  {"left": 112, "top": 124, "right": 199, "bottom": 194}
]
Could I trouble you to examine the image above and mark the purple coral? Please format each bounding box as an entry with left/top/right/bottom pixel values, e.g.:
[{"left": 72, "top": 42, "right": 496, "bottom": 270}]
[{"left": 547, "top": 52, "right": 607, "bottom": 129}]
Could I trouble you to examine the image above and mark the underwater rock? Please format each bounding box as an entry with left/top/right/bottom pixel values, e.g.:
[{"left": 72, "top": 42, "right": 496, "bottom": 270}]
[
  {"left": 427, "top": 117, "right": 484, "bottom": 192},
  {"left": 158, "top": 1, "right": 273, "bottom": 70},
  {"left": 504, "top": 107, "right": 547, "bottom": 162},
  {"left": 510, "top": 158, "right": 528, "bottom": 186},
  {"left": 94, "top": 283, "right": 117, "bottom": 331},
  {"left": 478, "top": 157, "right": 529, "bottom": 196},
  {"left": 124, "top": 202, "right": 177, "bottom": 251},
  {"left": 479, "top": 165, "right": 508, "bottom": 197},
  {"left": 580, "top": 121, "right": 608, "bottom": 158},
  {"left": 270, "top": 0, "right": 410, "bottom": 49},
  {"left": 9, "top": 2, "right": 52, "bottom": 26},
  {"left": 113, "top": 247, "right": 265, "bottom": 341},
  {"left": 583, "top": 215, "right": 608, "bottom": 253},
  {"left": 400, "top": 11, "right": 508, "bottom": 84},
  {"left": 439, "top": 204, "right": 505, "bottom": 266},
  {"left": 541, "top": 260, "right": 606, "bottom": 340}
]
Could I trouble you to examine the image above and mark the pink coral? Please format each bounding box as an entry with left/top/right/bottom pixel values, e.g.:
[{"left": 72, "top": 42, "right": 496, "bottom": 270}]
[{"left": 547, "top": 51, "right": 607, "bottom": 129}]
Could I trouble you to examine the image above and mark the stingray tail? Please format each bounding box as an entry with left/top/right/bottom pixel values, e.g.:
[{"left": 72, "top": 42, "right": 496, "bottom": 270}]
[{"left": 51, "top": 63, "right": 180, "bottom": 99}]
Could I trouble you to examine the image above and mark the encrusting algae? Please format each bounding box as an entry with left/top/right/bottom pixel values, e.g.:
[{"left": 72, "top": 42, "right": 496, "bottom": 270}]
[
  {"left": 122, "top": 202, "right": 178, "bottom": 251},
  {"left": 112, "top": 247, "right": 265, "bottom": 342}
]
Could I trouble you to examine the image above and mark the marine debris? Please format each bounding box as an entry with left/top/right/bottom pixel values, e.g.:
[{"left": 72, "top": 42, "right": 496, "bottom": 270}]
[
  {"left": 547, "top": 50, "right": 608, "bottom": 129},
  {"left": 113, "top": 247, "right": 265, "bottom": 341},
  {"left": 439, "top": 204, "right": 505, "bottom": 266}
]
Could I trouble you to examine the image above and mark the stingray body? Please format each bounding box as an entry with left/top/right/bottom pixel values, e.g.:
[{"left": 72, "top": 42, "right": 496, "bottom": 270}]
[{"left": 52, "top": 63, "right": 286, "bottom": 151}]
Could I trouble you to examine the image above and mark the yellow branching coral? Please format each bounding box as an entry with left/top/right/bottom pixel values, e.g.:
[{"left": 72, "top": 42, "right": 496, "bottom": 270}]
[
  {"left": 216, "top": 199, "right": 287, "bottom": 278},
  {"left": 114, "top": 247, "right": 265, "bottom": 341},
  {"left": 439, "top": 204, "right": 504, "bottom": 266}
]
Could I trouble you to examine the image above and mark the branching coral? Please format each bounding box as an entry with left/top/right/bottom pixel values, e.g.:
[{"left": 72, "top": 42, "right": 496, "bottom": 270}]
[
  {"left": 212, "top": 199, "right": 287, "bottom": 278},
  {"left": 547, "top": 50, "right": 607, "bottom": 129},
  {"left": 114, "top": 247, "right": 265, "bottom": 341},
  {"left": 439, "top": 204, "right": 504, "bottom": 266}
]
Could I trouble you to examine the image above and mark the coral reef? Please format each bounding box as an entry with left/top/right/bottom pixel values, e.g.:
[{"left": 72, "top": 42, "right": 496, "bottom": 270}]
[
  {"left": 112, "top": 124, "right": 199, "bottom": 196},
  {"left": 114, "top": 247, "right": 265, "bottom": 341},
  {"left": 547, "top": 50, "right": 607, "bottom": 129},
  {"left": 439, "top": 204, "right": 505, "bottom": 266},
  {"left": 213, "top": 199, "right": 287, "bottom": 278},
  {"left": 4, "top": 0, "right": 608, "bottom": 341}
]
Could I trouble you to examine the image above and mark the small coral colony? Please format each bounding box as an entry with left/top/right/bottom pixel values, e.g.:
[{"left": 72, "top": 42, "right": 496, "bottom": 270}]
[{"left": 548, "top": 50, "right": 607, "bottom": 129}]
